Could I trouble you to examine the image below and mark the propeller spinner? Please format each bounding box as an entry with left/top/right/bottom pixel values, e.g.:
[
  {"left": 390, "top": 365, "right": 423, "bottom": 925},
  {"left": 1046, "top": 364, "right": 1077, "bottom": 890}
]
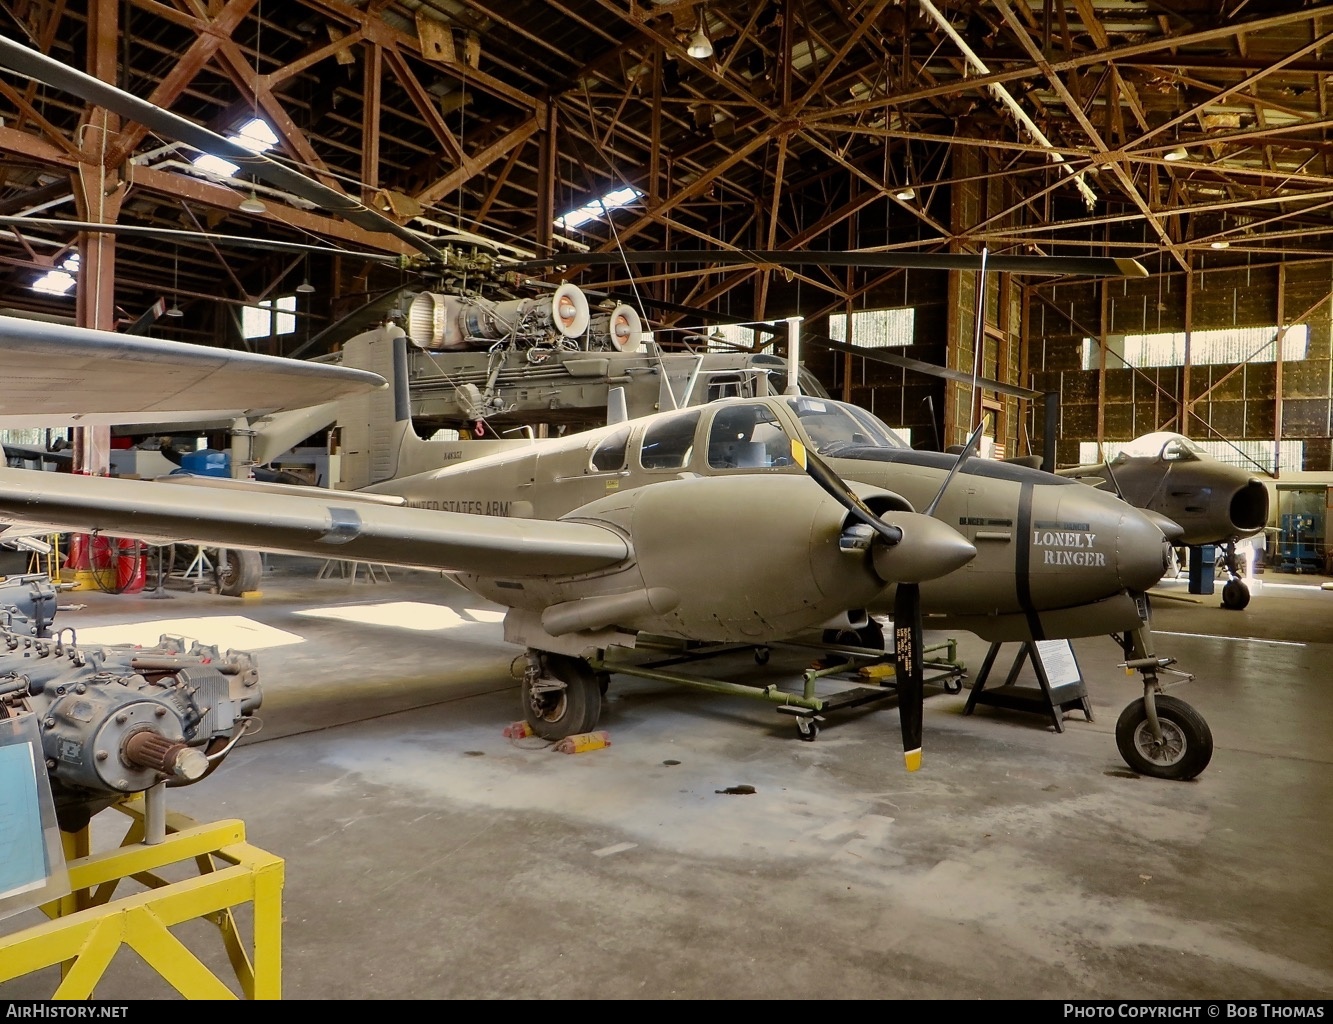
[{"left": 791, "top": 438, "right": 975, "bottom": 771}]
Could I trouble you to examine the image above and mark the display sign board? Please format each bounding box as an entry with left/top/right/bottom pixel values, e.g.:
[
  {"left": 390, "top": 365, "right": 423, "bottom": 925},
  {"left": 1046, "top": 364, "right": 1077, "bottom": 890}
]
[{"left": 0, "top": 712, "right": 70, "bottom": 921}]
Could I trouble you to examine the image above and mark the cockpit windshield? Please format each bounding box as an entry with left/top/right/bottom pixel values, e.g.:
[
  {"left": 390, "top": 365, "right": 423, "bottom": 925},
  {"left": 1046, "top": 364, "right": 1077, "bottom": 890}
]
[
  {"left": 781, "top": 396, "right": 910, "bottom": 455},
  {"left": 1114, "top": 432, "right": 1205, "bottom": 462}
]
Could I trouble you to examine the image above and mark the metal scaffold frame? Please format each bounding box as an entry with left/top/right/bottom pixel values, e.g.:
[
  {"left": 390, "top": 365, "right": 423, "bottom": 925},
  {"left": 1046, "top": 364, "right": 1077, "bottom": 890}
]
[{"left": 0, "top": 794, "right": 284, "bottom": 999}]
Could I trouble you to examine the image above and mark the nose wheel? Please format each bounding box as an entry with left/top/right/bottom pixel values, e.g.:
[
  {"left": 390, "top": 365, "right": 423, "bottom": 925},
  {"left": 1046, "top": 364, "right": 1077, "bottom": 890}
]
[{"left": 1114, "top": 694, "right": 1213, "bottom": 781}]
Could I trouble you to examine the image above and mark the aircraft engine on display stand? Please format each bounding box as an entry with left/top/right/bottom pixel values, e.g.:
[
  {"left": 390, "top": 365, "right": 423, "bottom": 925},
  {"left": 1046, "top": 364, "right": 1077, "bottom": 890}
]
[{"left": 0, "top": 574, "right": 263, "bottom": 831}]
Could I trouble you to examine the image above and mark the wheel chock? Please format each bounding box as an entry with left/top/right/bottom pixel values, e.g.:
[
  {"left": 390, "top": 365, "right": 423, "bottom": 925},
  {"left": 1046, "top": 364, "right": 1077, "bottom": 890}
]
[{"left": 554, "top": 730, "right": 611, "bottom": 754}]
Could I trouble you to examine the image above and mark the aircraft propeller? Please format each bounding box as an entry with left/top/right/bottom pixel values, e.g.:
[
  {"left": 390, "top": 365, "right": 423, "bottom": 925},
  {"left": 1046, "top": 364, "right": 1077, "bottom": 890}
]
[{"left": 789, "top": 437, "right": 974, "bottom": 770}]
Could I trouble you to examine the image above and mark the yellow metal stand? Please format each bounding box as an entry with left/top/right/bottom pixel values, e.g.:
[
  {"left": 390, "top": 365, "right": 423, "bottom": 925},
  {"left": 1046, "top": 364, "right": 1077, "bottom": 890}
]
[{"left": 0, "top": 795, "right": 284, "bottom": 999}]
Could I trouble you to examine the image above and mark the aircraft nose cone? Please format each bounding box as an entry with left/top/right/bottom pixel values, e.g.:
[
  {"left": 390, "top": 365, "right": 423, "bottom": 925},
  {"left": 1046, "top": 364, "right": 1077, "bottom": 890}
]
[
  {"left": 872, "top": 512, "right": 977, "bottom": 584},
  {"left": 1116, "top": 506, "right": 1174, "bottom": 592}
]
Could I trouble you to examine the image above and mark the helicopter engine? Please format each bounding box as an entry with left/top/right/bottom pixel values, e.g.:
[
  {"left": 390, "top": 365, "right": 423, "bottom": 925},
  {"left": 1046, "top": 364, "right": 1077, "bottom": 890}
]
[
  {"left": 0, "top": 629, "right": 262, "bottom": 831},
  {"left": 407, "top": 283, "right": 591, "bottom": 351},
  {"left": 587, "top": 302, "right": 644, "bottom": 353}
]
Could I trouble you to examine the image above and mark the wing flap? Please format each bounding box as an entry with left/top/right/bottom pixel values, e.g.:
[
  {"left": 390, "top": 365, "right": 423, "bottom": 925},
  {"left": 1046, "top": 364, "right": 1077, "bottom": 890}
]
[{"left": 0, "top": 469, "right": 628, "bottom": 578}]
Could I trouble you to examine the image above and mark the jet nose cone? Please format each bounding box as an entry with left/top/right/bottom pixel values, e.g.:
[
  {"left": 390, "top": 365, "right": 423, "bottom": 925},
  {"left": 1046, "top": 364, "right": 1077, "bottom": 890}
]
[
  {"left": 1116, "top": 506, "right": 1174, "bottom": 592},
  {"left": 872, "top": 512, "right": 977, "bottom": 584}
]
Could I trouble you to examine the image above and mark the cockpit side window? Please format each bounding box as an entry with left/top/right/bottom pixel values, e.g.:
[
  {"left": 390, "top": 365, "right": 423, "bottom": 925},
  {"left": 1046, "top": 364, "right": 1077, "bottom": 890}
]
[
  {"left": 639, "top": 410, "right": 702, "bottom": 470},
  {"left": 590, "top": 426, "right": 631, "bottom": 472},
  {"left": 706, "top": 404, "right": 793, "bottom": 469}
]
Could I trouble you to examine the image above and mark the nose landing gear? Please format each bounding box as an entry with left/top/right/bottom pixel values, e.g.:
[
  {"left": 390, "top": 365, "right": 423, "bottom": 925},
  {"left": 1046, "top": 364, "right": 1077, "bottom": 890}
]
[{"left": 1113, "top": 623, "right": 1213, "bottom": 781}]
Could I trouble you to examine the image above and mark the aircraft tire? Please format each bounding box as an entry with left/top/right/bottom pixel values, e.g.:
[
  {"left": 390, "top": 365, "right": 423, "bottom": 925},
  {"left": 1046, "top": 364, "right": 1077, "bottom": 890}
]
[
  {"left": 216, "top": 549, "right": 262, "bottom": 597},
  {"left": 522, "top": 653, "right": 602, "bottom": 740},
  {"left": 1114, "top": 694, "right": 1213, "bottom": 781},
  {"left": 1221, "top": 578, "right": 1251, "bottom": 611}
]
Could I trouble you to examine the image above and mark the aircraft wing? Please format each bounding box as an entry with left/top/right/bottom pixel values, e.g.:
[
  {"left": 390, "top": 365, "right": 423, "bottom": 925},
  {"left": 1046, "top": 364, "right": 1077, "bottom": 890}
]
[
  {"left": 0, "top": 468, "right": 629, "bottom": 578},
  {"left": 1054, "top": 464, "right": 1110, "bottom": 488},
  {"left": 0, "top": 316, "right": 386, "bottom": 428}
]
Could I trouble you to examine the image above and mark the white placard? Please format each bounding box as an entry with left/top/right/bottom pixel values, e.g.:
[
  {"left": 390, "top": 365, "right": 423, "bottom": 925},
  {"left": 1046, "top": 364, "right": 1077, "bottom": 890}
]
[{"left": 1033, "top": 639, "right": 1081, "bottom": 688}]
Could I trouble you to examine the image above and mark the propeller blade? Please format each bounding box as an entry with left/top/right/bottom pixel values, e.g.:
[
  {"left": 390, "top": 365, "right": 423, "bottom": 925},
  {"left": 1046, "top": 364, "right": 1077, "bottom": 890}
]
[
  {"left": 893, "top": 583, "right": 925, "bottom": 772},
  {"left": 791, "top": 439, "right": 901, "bottom": 545},
  {"left": 923, "top": 419, "right": 987, "bottom": 517},
  {"left": 0, "top": 37, "right": 443, "bottom": 262},
  {"left": 506, "top": 249, "right": 1148, "bottom": 278}
]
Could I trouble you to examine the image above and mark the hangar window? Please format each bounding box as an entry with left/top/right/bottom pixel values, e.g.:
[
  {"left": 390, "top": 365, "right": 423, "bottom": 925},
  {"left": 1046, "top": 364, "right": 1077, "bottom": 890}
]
[
  {"left": 590, "top": 426, "right": 631, "bottom": 472},
  {"left": 828, "top": 306, "right": 915, "bottom": 348},
  {"left": 707, "top": 404, "right": 791, "bottom": 469},
  {"left": 555, "top": 186, "right": 644, "bottom": 231},
  {"left": 242, "top": 295, "right": 296, "bottom": 340},
  {"left": 640, "top": 410, "right": 701, "bottom": 470},
  {"left": 1080, "top": 324, "right": 1308, "bottom": 370}
]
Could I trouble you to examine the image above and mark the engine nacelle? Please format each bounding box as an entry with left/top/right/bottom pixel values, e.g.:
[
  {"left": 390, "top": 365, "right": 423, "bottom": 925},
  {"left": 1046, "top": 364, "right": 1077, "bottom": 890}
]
[
  {"left": 0, "top": 630, "right": 262, "bottom": 831},
  {"left": 485, "top": 475, "right": 889, "bottom": 643}
]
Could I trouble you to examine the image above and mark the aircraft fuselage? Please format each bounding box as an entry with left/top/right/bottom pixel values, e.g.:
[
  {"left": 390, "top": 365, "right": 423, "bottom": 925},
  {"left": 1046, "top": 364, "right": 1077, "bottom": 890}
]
[{"left": 369, "top": 396, "right": 1171, "bottom": 642}]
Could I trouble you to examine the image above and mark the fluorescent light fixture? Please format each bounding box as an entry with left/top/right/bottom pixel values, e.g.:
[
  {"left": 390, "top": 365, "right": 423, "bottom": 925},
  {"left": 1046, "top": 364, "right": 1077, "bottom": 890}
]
[
  {"left": 1210, "top": 240, "right": 1230, "bottom": 249},
  {"left": 894, "top": 186, "right": 916, "bottom": 201},
  {"left": 1164, "top": 146, "right": 1188, "bottom": 161}
]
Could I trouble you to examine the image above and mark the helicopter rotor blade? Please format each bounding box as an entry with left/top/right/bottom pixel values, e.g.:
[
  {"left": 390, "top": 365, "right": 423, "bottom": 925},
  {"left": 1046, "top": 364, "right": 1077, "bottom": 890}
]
[
  {"left": 0, "top": 216, "right": 401, "bottom": 263},
  {"left": 505, "top": 249, "right": 1148, "bottom": 278},
  {"left": 0, "top": 36, "right": 443, "bottom": 262}
]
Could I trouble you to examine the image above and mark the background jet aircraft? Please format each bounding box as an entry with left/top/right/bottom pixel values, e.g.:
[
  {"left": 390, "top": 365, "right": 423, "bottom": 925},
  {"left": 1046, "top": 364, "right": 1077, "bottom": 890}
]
[{"left": 1057, "top": 432, "right": 1270, "bottom": 610}]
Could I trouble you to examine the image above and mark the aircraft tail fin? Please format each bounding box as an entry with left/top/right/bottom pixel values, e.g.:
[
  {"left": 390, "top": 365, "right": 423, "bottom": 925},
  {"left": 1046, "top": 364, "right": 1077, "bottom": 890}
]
[{"left": 333, "top": 326, "right": 526, "bottom": 489}]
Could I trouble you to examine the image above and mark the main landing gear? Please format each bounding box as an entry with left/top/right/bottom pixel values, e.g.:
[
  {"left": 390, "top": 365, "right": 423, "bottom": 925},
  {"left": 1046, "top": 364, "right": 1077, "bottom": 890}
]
[
  {"left": 520, "top": 650, "right": 604, "bottom": 739},
  {"left": 1113, "top": 622, "right": 1213, "bottom": 780},
  {"left": 1217, "top": 539, "right": 1251, "bottom": 611}
]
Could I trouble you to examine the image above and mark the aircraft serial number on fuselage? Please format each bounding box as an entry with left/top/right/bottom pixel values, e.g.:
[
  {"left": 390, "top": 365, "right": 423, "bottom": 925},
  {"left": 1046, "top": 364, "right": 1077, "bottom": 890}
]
[{"left": 409, "top": 500, "right": 512, "bottom": 515}]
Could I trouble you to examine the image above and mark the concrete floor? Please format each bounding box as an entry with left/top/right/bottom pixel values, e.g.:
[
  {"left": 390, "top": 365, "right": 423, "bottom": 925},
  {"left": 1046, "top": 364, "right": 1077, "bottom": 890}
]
[{"left": 2, "top": 557, "right": 1331, "bottom": 1000}]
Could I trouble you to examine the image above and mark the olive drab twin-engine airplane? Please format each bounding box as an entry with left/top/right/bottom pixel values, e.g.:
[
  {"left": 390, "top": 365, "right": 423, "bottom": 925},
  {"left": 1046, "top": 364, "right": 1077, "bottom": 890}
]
[
  {"left": 0, "top": 316, "right": 1214, "bottom": 782},
  {"left": 0, "top": 32, "right": 1211, "bottom": 781},
  {"left": 1057, "top": 432, "right": 1271, "bottom": 611}
]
